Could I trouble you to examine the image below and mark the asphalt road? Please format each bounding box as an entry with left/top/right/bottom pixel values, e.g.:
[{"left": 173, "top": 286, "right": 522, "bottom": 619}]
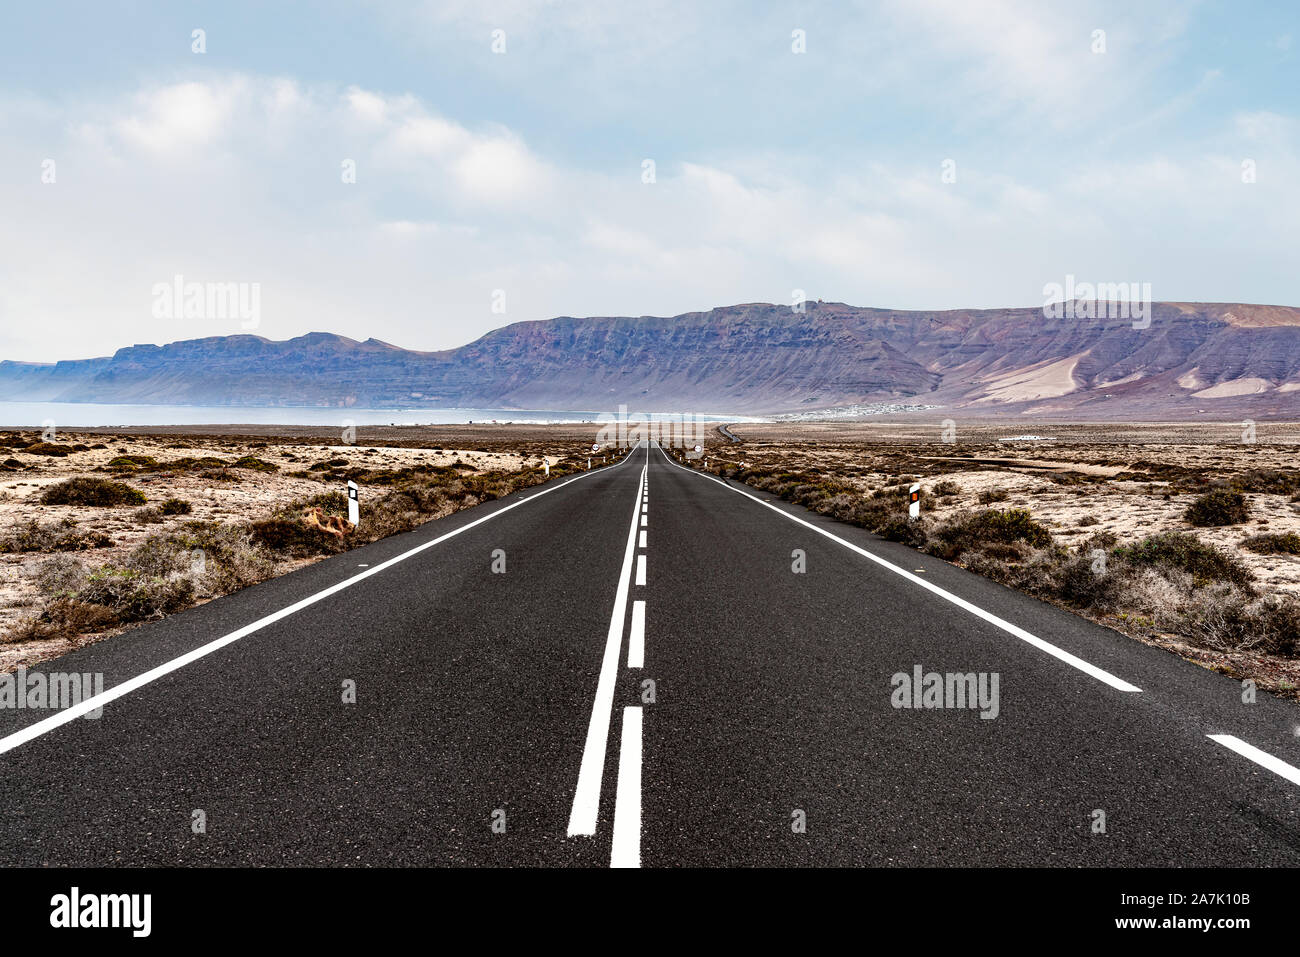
[{"left": 2, "top": 441, "right": 1299, "bottom": 867}]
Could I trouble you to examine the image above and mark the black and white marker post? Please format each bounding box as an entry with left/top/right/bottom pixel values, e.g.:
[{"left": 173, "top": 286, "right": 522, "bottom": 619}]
[
  {"left": 347, "top": 480, "right": 359, "bottom": 527},
  {"left": 909, "top": 482, "right": 920, "bottom": 521}
]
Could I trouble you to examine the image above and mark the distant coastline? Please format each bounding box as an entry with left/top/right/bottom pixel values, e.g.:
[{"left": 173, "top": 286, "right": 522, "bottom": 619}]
[{"left": 0, "top": 400, "right": 764, "bottom": 429}]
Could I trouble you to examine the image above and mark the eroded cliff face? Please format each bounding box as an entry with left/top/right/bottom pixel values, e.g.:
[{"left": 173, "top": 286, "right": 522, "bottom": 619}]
[{"left": 3, "top": 301, "right": 1299, "bottom": 416}]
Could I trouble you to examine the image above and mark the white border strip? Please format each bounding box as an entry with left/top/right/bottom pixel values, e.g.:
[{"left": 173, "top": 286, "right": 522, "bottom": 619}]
[
  {"left": 654, "top": 444, "right": 1141, "bottom": 693},
  {"left": 610, "top": 706, "right": 643, "bottom": 868},
  {"left": 1208, "top": 734, "right": 1300, "bottom": 787},
  {"left": 0, "top": 451, "right": 636, "bottom": 759}
]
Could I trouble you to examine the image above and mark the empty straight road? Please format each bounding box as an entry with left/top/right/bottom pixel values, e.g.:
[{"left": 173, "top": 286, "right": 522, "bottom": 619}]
[{"left": 2, "top": 441, "right": 1299, "bottom": 867}]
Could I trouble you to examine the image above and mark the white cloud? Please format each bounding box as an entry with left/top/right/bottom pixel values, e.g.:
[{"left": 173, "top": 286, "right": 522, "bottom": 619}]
[
  {"left": 113, "top": 80, "right": 245, "bottom": 153},
  {"left": 0, "top": 67, "right": 1295, "bottom": 366}
]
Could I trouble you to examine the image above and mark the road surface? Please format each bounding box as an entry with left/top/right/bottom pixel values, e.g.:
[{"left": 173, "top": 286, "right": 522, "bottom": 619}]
[{"left": 2, "top": 441, "right": 1299, "bottom": 867}]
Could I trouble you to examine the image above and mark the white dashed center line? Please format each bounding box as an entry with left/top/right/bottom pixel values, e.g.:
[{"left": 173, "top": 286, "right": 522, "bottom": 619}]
[
  {"left": 628, "top": 600, "right": 646, "bottom": 668},
  {"left": 610, "top": 706, "right": 643, "bottom": 868},
  {"left": 567, "top": 460, "right": 647, "bottom": 837}
]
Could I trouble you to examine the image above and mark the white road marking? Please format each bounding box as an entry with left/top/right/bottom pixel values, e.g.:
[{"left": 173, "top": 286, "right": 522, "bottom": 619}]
[
  {"left": 610, "top": 706, "right": 643, "bottom": 868},
  {"left": 0, "top": 446, "right": 640, "bottom": 760},
  {"left": 1208, "top": 734, "right": 1300, "bottom": 787},
  {"left": 639, "top": 530, "right": 647, "bottom": 549},
  {"left": 655, "top": 445, "right": 1141, "bottom": 693},
  {"left": 567, "top": 463, "right": 647, "bottom": 836},
  {"left": 636, "top": 554, "right": 647, "bottom": 586},
  {"left": 628, "top": 600, "right": 646, "bottom": 668},
  {"left": 640, "top": 513, "right": 647, "bottom": 526}
]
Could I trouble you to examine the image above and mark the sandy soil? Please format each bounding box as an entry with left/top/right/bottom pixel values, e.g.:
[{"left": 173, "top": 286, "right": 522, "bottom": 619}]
[
  {"left": 708, "top": 424, "right": 1300, "bottom": 600},
  {"left": 0, "top": 428, "right": 594, "bottom": 670}
]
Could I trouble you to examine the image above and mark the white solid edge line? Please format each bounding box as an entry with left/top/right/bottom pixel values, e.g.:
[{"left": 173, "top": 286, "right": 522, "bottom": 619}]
[
  {"left": 628, "top": 600, "right": 646, "bottom": 669},
  {"left": 567, "top": 464, "right": 647, "bottom": 835},
  {"left": 0, "top": 449, "right": 638, "bottom": 760},
  {"left": 1208, "top": 734, "right": 1300, "bottom": 787},
  {"left": 655, "top": 446, "right": 1141, "bottom": 693},
  {"left": 610, "top": 706, "right": 643, "bottom": 868}
]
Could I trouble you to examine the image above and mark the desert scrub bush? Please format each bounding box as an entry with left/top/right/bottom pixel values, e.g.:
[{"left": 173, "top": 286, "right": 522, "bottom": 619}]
[
  {"left": 107, "top": 454, "right": 158, "bottom": 472},
  {"left": 159, "top": 456, "right": 228, "bottom": 472},
  {"left": 159, "top": 498, "right": 192, "bottom": 516},
  {"left": 36, "top": 553, "right": 88, "bottom": 595},
  {"left": 0, "top": 518, "right": 112, "bottom": 552},
  {"left": 1185, "top": 489, "right": 1250, "bottom": 527},
  {"left": 233, "top": 456, "right": 278, "bottom": 472},
  {"left": 1241, "top": 532, "right": 1300, "bottom": 555},
  {"left": 977, "top": 488, "right": 1010, "bottom": 505},
  {"left": 250, "top": 517, "right": 345, "bottom": 557},
  {"left": 930, "top": 480, "right": 961, "bottom": 497},
  {"left": 75, "top": 566, "right": 194, "bottom": 622},
  {"left": 1049, "top": 548, "right": 1129, "bottom": 610},
  {"left": 1177, "top": 585, "right": 1300, "bottom": 656},
  {"left": 1115, "top": 532, "right": 1253, "bottom": 587},
  {"left": 1230, "top": 469, "right": 1300, "bottom": 495},
  {"left": 133, "top": 507, "right": 164, "bottom": 524},
  {"left": 40, "top": 477, "right": 145, "bottom": 507},
  {"left": 23, "top": 442, "right": 70, "bottom": 457},
  {"left": 1, "top": 600, "right": 115, "bottom": 647},
  {"left": 874, "top": 516, "right": 930, "bottom": 548},
  {"left": 40, "top": 598, "right": 117, "bottom": 637},
  {"left": 927, "top": 509, "right": 1052, "bottom": 561},
  {"left": 303, "top": 490, "right": 349, "bottom": 515},
  {"left": 960, "top": 543, "right": 1063, "bottom": 591},
  {"left": 251, "top": 491, "right": 354, "bottom": 556},
  {"left": 131, "top": 523, "right": 276, "bottom": 595},
  {"left": 309, "top": 458, "right": 351, "bottom": 471}
]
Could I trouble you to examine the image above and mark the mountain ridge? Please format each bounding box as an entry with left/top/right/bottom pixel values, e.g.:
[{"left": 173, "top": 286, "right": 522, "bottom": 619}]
[{"left": 3, "top": 300, "right": 1300, "bottom": 417}]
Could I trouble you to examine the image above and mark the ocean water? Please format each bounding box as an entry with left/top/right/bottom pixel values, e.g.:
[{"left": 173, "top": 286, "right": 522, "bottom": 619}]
[{"left": 0, "top": 401, "right": 756, "bottom": 428}]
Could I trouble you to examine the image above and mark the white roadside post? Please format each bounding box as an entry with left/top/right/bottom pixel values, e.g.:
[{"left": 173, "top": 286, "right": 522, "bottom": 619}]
[
  {"left": 347, "top": 480, "right": 360, "bottom": 527},
  {"left": 908, "top": 482, "right": 920, "bottom": 521},
  {"left": 544, "top": 456, "right": 550, "bottom": 477}
]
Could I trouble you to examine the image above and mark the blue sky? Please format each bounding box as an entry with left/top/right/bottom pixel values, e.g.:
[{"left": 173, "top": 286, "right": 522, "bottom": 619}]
[{"left": 0, "top": 0, "right": 1296, "bottom": 361}]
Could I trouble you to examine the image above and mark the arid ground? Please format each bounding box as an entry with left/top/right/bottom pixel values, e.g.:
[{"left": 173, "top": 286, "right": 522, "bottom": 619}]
[
  {"left": 3, "top": 419, "right": 1299, "bottom": 702},
  {"left": 693, "top": 419, "right": 1300, "bottom": 699},
  {"left": 0, "top": 424, "right": 603, "bottom": 671}
]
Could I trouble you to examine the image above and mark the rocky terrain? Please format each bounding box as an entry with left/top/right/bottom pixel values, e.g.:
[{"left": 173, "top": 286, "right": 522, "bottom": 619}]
[{"left": 2, "top": 301, "right": 1299, "bottom": 417}]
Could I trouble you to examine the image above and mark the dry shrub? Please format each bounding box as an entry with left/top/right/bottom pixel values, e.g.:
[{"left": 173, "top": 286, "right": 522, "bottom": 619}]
[
  {"left": 41, "top": 477, "right": 145, "bottom": 507},
  {"left": 1185, "top": 489, "right": 1250, "bottom": 527},
  {"left": 0, "top": 518, "right": 112, "bottom": 552}
]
